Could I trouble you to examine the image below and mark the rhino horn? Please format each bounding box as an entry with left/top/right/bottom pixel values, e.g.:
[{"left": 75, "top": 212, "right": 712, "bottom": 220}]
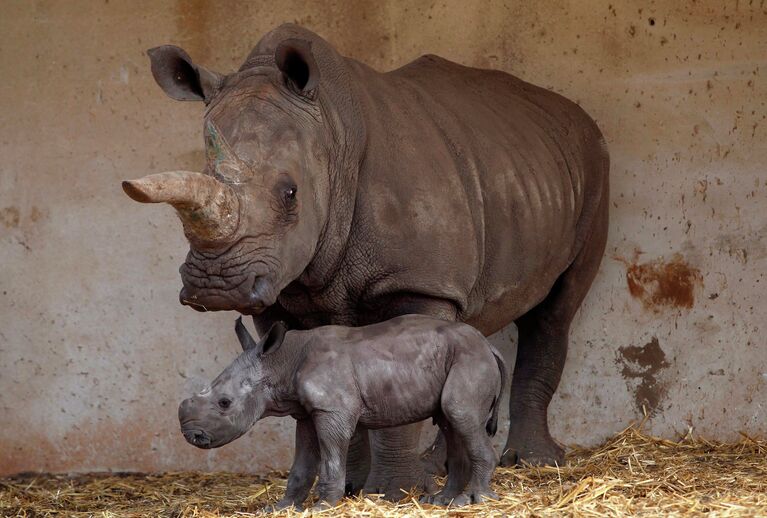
[{"left": 122, "top": 171, "right": 240, "bottom": 244}]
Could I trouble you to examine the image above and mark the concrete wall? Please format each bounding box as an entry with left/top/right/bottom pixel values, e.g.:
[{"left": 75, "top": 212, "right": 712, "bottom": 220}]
[{"left": 1, "top": 0, "right": 765, "bottom": 475}]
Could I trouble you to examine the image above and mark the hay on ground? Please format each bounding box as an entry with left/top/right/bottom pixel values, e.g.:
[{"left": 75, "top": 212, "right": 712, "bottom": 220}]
[{"left": 2, "top": 426, "right": 766, "bottom": 517}]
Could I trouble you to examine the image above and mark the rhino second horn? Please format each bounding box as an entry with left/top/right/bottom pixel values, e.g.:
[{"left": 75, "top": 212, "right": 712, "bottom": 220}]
[{"left": 122, "top": 171, "right": 240, "bottom": 244}]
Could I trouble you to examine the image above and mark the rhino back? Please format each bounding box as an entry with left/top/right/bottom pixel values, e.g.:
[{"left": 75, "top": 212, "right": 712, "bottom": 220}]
[{"left": 345, "top": 55, "right": 607, "bottom": 330}]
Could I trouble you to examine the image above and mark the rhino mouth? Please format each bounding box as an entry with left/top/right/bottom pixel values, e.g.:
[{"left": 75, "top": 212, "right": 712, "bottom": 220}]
[
  {"left": 179, "top": 274, "right": 276, "bottom": 313},
  {"left": 182, "top": 427, "right": 213, "bottom": 448},
  {"left": 179, "top": 239, "right": 280, "bottom": 312}
]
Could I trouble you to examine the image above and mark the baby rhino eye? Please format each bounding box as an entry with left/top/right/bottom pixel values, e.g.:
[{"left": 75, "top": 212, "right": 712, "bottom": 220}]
[{"left": 218, "top": 398, "right": 232, "bottom": 410}]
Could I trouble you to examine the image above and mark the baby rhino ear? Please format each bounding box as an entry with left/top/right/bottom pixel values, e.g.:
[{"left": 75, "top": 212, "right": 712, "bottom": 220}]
[
  {"left": 260, "top": 321, "right": 287, "bottom": 355},
  {"left": 235, "top": 317, "right": 258, "bottom": 352},
  {"left": 235, "top": 318, "right": 287, "bottom": 355}
]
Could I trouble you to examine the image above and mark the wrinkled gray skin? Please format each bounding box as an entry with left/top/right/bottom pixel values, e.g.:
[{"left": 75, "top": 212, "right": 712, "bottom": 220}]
[
  {"left": 126, "top": 24, "right": 609, "bottom": 497},
  {"left": 179, "top": 315, "right": 507, "bottom": 509}
]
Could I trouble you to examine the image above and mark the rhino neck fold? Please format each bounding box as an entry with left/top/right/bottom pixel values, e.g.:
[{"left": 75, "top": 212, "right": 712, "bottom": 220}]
[
  {"left": 297, "top": 95, "right": 364, "bottom": 291},
  {"left": 258, "top": 335, "right": 306, "bottom": 416}
]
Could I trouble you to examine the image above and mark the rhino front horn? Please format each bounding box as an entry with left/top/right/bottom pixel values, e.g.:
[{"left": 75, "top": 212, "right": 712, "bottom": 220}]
[{"left": 122, "top": 171, "right": 240, "bottom": 245}]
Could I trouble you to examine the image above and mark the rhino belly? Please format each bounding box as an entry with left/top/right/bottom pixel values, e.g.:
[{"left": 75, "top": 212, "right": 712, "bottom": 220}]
[{"left": 351, "top": 338, "right": 450, "bottom": 428}]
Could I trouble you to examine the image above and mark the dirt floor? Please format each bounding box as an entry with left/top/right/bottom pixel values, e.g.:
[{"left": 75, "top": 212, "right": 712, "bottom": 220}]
[{"left": 2, "top": 426, "right": 766, "bottom": 517}]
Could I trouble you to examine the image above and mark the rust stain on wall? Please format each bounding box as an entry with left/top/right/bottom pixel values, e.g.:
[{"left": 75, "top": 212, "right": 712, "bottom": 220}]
[
  {"left": 0, "top": 206, "right": 20, "bottom": 228},
  {"left": 615, "top": 252, "right": 703, "bottom": 311},
  {"left": 0, "top": 206, "right": 46, "bottom": 231},
  {"left": 29, "top": 206, "right": 45, "bottom": 223},
  {"left": 617, "top": 337, "right": 670, "bottom": 415}
]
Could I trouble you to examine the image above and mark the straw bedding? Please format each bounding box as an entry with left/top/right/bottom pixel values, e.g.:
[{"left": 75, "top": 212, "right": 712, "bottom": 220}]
[{"left": 2, "top": 426, "right": 766, "bottom": 517}]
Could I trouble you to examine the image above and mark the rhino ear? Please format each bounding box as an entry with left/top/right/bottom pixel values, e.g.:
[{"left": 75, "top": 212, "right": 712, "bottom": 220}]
[
  {"left": 235, "top": 317, "right": 259, "bottom": 352},
  {"left": 147, "top": 45, "right": 223, "bottom": 103},
  {"left": 259, "top": 321, "right": 288, "bottom": 355},
  {"left": 235, "top": 318, "right": 287, "bottom": 355},
  {"left": 275, "top": 39, "right": 319, "bottom": 95}
]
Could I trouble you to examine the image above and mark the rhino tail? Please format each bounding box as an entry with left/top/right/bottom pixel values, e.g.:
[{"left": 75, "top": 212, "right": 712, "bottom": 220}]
[{"left": 486, "top": 344, "right": 508, "bottom": 437}]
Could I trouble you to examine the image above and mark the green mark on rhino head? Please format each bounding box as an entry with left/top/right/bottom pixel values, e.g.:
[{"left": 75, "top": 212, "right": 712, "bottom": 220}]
[
  {"left": 204, "top": 121, "right": 247, "bottom": 182},
  {"left": 205, "top": 122, "right": 227, "bottom": 166}
]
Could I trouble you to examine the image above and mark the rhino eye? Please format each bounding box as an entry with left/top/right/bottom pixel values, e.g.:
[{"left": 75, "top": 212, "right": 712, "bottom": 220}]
[
  {"left": 273, "top": 177, "right": 298, "bottom": 220},
  {"left": 218, "top": 398, "right": 232, "bottom": 410}
]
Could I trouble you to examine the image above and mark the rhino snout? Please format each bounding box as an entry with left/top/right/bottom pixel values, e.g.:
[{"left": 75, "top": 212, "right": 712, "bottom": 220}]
[
  {"left": 179, "top": 397, "right": 215, "bottom": 448},
  {"left": 182, "top": 428, "right": 212, "bottom": 448}
]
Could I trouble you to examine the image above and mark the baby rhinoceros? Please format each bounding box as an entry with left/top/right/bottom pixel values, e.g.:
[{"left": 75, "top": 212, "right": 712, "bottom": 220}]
[{"left": 178, "top": 314, "right": 507, "bottom": 509}]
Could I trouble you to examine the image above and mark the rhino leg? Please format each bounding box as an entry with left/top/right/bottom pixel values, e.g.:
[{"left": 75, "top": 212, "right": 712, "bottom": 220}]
[
  {"left": 420, "top": 426, "right": 448, "bottom": 477},
  {"left": 268, "top": 418, "right": 319, "bottom": 511},
  {"left": 419, "top": 423, "right": 470, "bottom": 505},
  {"left": 363, "top": 424, "right": 437, "bottom": 500},
  {"left": 500, "top": 308, "right": 568, "bottom": 466},
  {"left": 501, "top": 187, "right": 608, "bottom": 467},
  {"left": 313, "top": 413, "right": 357, "bottom": 507},
  {"left": 344, "top": 426, "right": 370, "bottom": 495}
]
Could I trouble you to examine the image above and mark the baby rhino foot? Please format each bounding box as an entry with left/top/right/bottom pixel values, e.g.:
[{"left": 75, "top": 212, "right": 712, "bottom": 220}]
[
  {"left": 450, "top": 490, "right": 499, "bottom": 506},
  {"left": 420, "top": 493, "right": 454, "bottom": 506},
  {"left": 309, "top": 500, "right": 341, "bottom": 513},
  {"left": 419, "top": 492, "right": 452, "bottom": 505},
  {"left": 261, "top": 499, "right": 302, "bottom": 513},
  {"left": 421, "top": 489, "right": 498, "bottom": 507}
]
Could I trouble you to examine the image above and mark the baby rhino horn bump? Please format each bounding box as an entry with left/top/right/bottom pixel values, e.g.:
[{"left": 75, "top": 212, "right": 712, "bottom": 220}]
[{"left": 122, "top": 171, "right": 240, "bottom": 244}]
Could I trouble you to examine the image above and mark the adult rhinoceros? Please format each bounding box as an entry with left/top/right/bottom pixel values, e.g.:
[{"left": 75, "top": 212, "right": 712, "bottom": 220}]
[{"left": 123, "top": 23, "right": 609, "bottom": 498}]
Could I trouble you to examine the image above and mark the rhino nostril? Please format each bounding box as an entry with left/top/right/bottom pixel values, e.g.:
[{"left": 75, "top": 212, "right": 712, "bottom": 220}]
[
  {"left": 183, "top": 429, "right": 211, "bottom": 447},
  {"left": 247, "top": 286, "right": 263, "bottom": 304}
]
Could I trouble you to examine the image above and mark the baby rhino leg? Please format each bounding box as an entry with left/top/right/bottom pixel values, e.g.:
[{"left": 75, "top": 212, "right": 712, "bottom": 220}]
[
  {"left": 266, "top": 418, "right": 319, "bottom": 511},
  {"left": 312, "top": 412, "right": 358, "bottom": 508},
  {"left": 438, "top": 363, "right": 499, "bottom": 505},
  {"left": 419, "top": 422, "right": 471, "bottom": 505},
  {"left": 448, "top": 424, "right": 498, "bottom": 505}
]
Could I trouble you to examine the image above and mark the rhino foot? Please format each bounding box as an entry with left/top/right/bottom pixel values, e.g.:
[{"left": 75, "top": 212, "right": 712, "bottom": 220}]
[
  {"left": 363, "top": 470, "right": 437, "bottom": 501},
  {"left": 362, "top": 425, "right": 437, "bottom": 500},
  {"left": 500, "top": 434, "right": 565, "bottom": 467}
]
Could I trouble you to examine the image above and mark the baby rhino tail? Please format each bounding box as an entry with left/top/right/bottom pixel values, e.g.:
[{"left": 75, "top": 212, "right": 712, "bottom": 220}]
[{"left": 486, "top": 344, "right": 508, "bottom": 437}]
